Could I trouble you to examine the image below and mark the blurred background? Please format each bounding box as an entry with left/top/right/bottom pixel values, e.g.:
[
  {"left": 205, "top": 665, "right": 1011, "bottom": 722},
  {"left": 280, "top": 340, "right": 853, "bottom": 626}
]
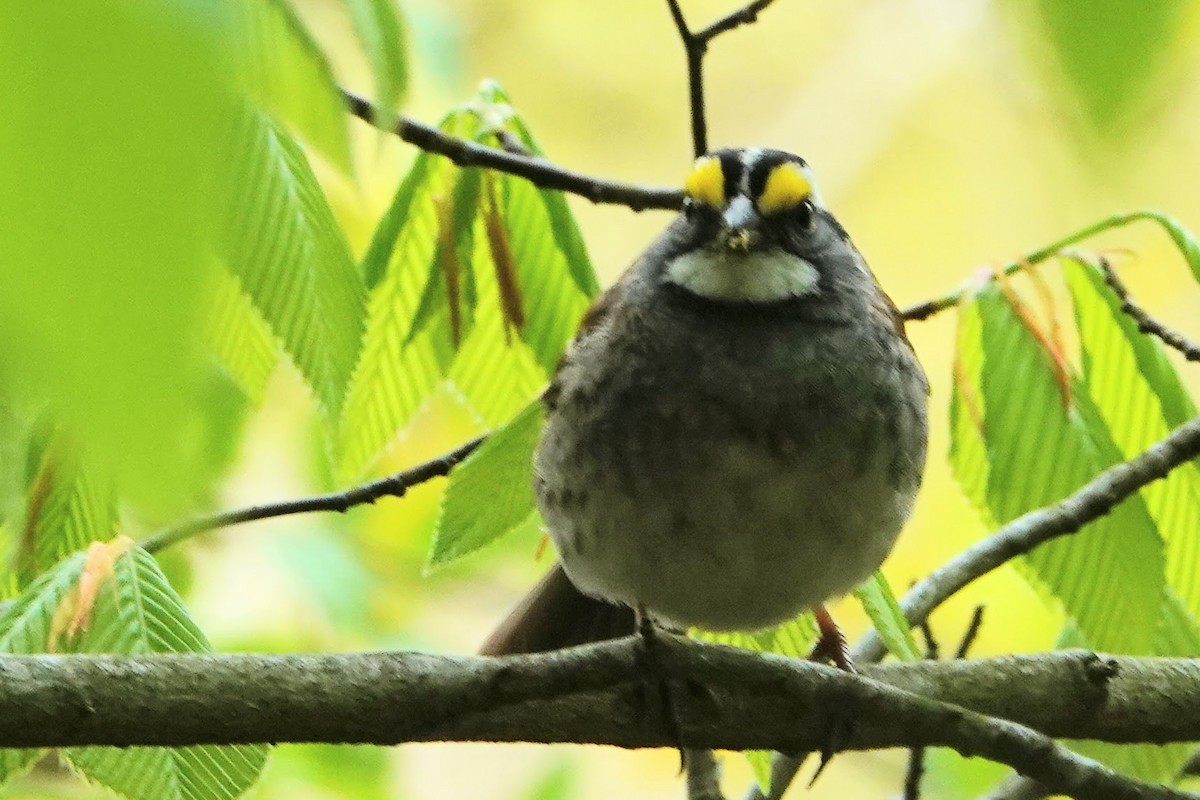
[{"left": 6, "top": 0, "right": 1200, "bottom": 798}]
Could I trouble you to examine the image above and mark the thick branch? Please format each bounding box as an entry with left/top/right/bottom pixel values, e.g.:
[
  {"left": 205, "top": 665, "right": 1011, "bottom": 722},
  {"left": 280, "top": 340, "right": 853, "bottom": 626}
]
[
  {"left": 342, "top": 90, "right": 682, "bottom": 211},
  {"left": 3, "top": 642, "right": 1200, "bottom": 798},
  {"left": 138, "top": 437, "right": 484, "bottom": 554}
]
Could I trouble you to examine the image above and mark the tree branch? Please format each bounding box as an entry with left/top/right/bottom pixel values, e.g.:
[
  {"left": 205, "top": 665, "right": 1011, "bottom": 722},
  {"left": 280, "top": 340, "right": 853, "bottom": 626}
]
[
  {"left": 855, "top": 413, "right": 1200, "bottom": 663},
  {"left": 138, "top": 436, "right": 484, "bottom": 554},
  {"left": 664, "top": 0, "right": 779, "bottom": 157},
  {"left": 758, "top": 414, "right": 1200, "bottom": 799},
  {"left": 3, "top": 642, "right": 1199, "bottom": 799},
  {"left": 1095, "top": 255, "right": 1200, "bottom": 362},
  {"left": 341, "top": 90, "right": 682, "bottom": 211}
]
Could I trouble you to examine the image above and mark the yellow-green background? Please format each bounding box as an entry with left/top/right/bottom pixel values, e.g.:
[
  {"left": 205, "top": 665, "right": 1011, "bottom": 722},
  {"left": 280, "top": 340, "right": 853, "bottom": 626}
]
[{"left": 8, "top": 0, "right": 1200, "bottom": 798}]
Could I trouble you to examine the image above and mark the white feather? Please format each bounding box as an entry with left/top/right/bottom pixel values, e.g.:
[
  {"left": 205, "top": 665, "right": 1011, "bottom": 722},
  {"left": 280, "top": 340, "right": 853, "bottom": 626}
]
[{"left": 664, "top": 248, "right": 820, "bottom": 302}]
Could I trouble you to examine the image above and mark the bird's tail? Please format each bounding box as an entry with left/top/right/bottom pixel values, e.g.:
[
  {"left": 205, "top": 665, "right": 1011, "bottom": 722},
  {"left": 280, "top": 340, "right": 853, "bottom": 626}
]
[{"left": 480, "top": 562, "right": 635, "bottom": 655}]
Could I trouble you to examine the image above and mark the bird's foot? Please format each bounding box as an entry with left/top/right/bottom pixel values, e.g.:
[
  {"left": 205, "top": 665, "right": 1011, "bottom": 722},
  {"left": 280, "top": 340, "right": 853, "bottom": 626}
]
[
  {"left": 807, "top": 603, "right": 856, "bottom": 673},
  {"left": 804, "top": 604, "right": 857, "bottom": 786},
  {"left": 633, "top": 605, "right": 690, "bottom": 774}
]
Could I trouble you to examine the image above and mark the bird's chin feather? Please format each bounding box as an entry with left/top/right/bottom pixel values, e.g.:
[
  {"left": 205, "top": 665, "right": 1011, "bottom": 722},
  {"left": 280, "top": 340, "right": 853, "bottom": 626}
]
[{"left": 664, "top": 248, "right": 820, "bottom": 302}]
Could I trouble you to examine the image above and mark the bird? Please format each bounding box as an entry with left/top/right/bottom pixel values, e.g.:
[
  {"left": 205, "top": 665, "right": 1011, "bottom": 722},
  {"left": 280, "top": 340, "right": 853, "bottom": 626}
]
[{"left": 480, "top": 147, "right": 928, "bottom": 665}]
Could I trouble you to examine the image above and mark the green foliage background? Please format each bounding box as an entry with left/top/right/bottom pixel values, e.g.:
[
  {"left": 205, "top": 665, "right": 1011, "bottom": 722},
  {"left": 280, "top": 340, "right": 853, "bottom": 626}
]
[{"left": 1, "top": 1, "right": 1199, "bottom": 799}]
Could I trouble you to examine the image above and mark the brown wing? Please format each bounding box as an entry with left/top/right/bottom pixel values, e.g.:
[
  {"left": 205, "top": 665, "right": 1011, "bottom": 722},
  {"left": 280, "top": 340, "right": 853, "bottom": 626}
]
[
  {"left": 543, "top": 273, "right": 629, "bottom": 412},
  {"left": 479, "top": 562, "right": 635, "bottom": 655}
]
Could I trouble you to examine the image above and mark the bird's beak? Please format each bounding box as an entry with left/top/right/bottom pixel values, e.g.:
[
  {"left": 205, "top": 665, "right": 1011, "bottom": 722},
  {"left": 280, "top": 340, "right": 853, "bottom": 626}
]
[{"left": 718, "top": 195, "right": 761, "bottom": 251}]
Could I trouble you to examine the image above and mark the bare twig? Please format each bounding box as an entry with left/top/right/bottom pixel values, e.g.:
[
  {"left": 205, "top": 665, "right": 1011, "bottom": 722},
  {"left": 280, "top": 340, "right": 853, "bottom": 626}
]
[
  {"left": 1095, "top": 255, "right": 1200, "bottom": 362},
  {"left": 341, "top": 90, "right": 682, "bottom": 211},
  {"left": 899, "top": 210, "right": 1184, "bottom": 322},
  {"left": 3, "top": 643, "right": 1200, "bottom": 799},
  {"left": 686, "top": 748, "right": 727, "bottom": 800},
  {"left": 904, "top": 607, "right": 986, "bottom": 800},
  {"left": 855, "top": 414, "right": 1200, "bottom": 663},
  {"left": 761, "top": 415, "right": 1200, "bottom": 799},
  {"left": 664, "top": 0, "right": 780, "bottom": 157},
  {"left": 138, "top": 437, "right": 484, "bottom": 554}
]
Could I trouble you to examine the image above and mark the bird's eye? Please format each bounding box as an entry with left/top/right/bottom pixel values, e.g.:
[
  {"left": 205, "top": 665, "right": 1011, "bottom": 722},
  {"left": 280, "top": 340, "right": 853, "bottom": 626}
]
[
  {"left": 682, "top": 196, "right": 697, "bottom": 219},
  {"left": 795, "top": 200, "right": 815, "bottom": 231}
]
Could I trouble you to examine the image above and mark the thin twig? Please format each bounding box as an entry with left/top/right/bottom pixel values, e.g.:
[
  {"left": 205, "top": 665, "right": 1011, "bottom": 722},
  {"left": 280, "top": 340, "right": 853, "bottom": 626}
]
[
  {"left": 761, "top": 415, "right": 1200, "bottom": 800},
  {"left": 695, "top": 0, "right": 779, "bottom": 42},
  {"left": 855, "top": 413, "right": 1200, "bottom": 663},
  {"left": 341, "top": 90, "right": 682, "bottom": 211},
  {"left": 903, "top": 608, "right": 985, "bottom": 800},
  {"left": 138, "top": 437, "right": 485, "bottom": 554},
  {"left": 1095, "top": 255, "right": 1200, "bottom": 362},
  {"left": 686, "top": 748, "right": 727, "bottom": 800},
  {"left": 899, "top": 210, "right": 1178, "bottom": 321},
  {"left": 664, "top": 0, "right": 780, "bottom": 157},
  {"left": 954, "top": 606, "right": 986, "bottom": 661}
]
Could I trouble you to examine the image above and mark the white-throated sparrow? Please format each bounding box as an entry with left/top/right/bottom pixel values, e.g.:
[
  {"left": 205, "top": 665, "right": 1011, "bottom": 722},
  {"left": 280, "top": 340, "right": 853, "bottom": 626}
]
[{"left": 482, "top": 148, "right": 928, "bottom": 658}]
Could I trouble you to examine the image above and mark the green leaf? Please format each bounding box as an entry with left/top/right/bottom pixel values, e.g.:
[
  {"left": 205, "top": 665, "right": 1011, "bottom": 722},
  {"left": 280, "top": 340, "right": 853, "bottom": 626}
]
[
  {"left": 695, "top": 612, "right": 819, "bottom": 793},
  {"left": 402, "top": 167, "right": 485, "bottom": 349},
  {"left": 951, "top": 283, "right": 1165, "bottom": 653},
  {"left": 0, "top": 1, "right": 235, "bottom": 507},
  {"left": 0, "top": 544, "right": 269, "bottom": 800},
  {"left": 360, "top": 148, "right": 440, "bottom": 291},
  {"left": 203, "top": 268, "right": 282, "bottom": 403},
  {"left": 1146, "top": 211, "right": 1200, "bottom": 286},
  {"left": 222, "top": 107, "right": 367, "bottom": 418},
  {"left": 1065, "top": 257, "right": 1200, "bottom": 617},
  {"left": 499, "top": 105, "right": 599, "bottom": 299},
  {"left": 345, "top": 0, "right": 409, "bottom": 115},
  {"left": 0, "top": 749, "right": 40, "bottom": 788},
  {"left": 428, "top": 401, "right": 544, "bottom": 570},
  {"left": 853, "top": 571, "right": 921, "bottom": 661},
  {"left": 447, "top": 227, "right": 549, "bottom": 426},
  {"left": 337, "top": 163, "right": 460, "bottom": 479},
  {"left": 232, "top": 0, "right": 352, "bottom": 171},
  {"left": 498, "top": 174, "right": 593, "bottom": 375},
  {"left": 1020, "top": 0, "right": 1187, "bottom": 134},
  {"left": 12, "top": 445, "right": 118, "bottom": 591}
]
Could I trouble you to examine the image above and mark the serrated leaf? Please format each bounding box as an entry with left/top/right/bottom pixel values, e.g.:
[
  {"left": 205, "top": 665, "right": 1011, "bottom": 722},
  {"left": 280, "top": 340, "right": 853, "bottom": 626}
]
[
  {"left": 498, "top": 174, "right": 592, "bottom": 374},
  {"left": 337, "top": 158, "right": 461, "bottom": 480},
  {"left": 952, "top": 284, "right": 1165, "bottom": 653},
  {"left": 428, "top": 401, "right": 544, "bottom": 569},
  {"left": 500, "top": 111, "right": 599, "bottom": 299},
  {"left": 222, "top": 107, "right": 366, "bottom": 418},
  {"left": 949, "top": 298, "right": 990, "bottom": 515},
  {"left": 1066, "top": 257, "right": 1200, "bottom": 617},
  {"left": 13, "top": 445, "right": 117, "bottom": 592},
  {"left": 0, "top": 545, "right": 269, "bottom": 800},
  {"left": 446, "top": 236, "right": 548, "bottom": 426},
  {"left": 853, "top": 571, "right": 921, "bottom": 661},
  {"left": 0, "top": 748, "right": 40, "bottom": 788},
  {"left": 344, "top": 0, "right": 408, "bottom": 116},
  {"left": 403, "top": 167, "right": 484, "bottom": 348},
  {"left": 203, "top": 268, "right": 281, "bottom": 403},
  {"left": 232, "top": 0, "right": 352, "bottom": 171}
]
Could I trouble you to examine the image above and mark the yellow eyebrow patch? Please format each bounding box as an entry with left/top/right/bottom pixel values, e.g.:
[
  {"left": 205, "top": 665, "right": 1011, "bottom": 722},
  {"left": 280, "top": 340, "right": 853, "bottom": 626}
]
[
  {"left": 683, "top": 156, "right": 725, "bottom": 209},
  {"left": 757, "top": 162, "right": 812, "bottom": 215}
]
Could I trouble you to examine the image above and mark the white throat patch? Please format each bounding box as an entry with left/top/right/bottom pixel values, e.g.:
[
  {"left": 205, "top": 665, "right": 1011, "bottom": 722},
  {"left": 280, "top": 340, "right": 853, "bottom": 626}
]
[{"left": 665, "top": 248, "right": 820, "bottom": 302}]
